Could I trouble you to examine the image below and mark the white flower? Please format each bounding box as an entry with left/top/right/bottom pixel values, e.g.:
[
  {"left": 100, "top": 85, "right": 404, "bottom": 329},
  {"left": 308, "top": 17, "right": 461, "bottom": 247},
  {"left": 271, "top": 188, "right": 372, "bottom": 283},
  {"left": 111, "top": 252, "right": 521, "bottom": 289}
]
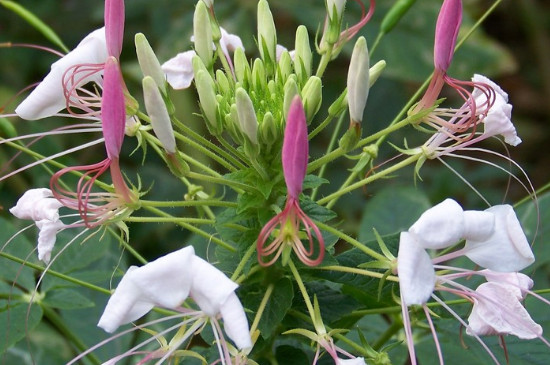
[
  {"left": 467, "top": 281, "right": 542, "bottom": 339},
  {"left": 10, "top": 188, "right": 63, "bottom": 222},
  {"left": 409, "top": 198, "right": 465, "bottom": 249},
  {"left": 397, "top": 232, "right": 435, "bottom": 305},
  {"left": 97, "top": 246, "right": 252, "bottom": 349},
  {"left": 473, "top": 74, "right": 521, "bottom": 146},
  {"left": 326, "top": 0, "right": 347, "bottom": 20},
  {"left": 347, "top": 37, "right": 369, "bottom": 124},
  {"left": 464, "top": 204, "right": 534, "bottom": 272},
  {"left": 10, "top": 188, "right": 65, "bottom": 264},
  {"left": 162, "top": 28, "right": 244, "bottom": 90},
  {"left": 15, "top": 28, "right": 108, "bottom": 120}
]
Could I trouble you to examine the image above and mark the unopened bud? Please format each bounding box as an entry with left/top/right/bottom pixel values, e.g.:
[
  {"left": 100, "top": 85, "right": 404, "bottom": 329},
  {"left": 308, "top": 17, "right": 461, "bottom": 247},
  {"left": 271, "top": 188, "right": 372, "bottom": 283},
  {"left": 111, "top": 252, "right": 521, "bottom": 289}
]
[
  {"left": 216, "top": 70, "right": 231, "bottom": 95},
  {"left": 252, "top": 58, "right": 267, "bottom": 92},
  {"left": 323, "top": 0, "right": 346, "bottom": 47},
  {"left": 294, "top": 26, "right": 312, "bottom": 85},
  {"left": 235, "top": 88, "right": 258, "bottom": 145},
  {"left": 300, "top": 76, "right": 322, "bottom": 122},
  {"left": 260, "top": 112, "right": 278, "bottom": 147},
  {"left": 347, "top": 36, "right": 369, "bottom": 124},
  {"left": 194, "top": 1, "right": 214, "bottom": 67},
  {"left": 369, "top": 60, "right": 386, "bottom": 87},
  {"left": 328, "top": 89, "right": 348, "bottom": 117},
  {"left": 142, "top": 76, "right": 176, "bottom": 153},
  {"left": 195, "top": 70, "right": 221, "bottom": 134},
  {"left": 277, "top": 50, "right": 292, "bottom": 84},
  {"left": 166, "top": 152, "right": 190, "bottom": 177},
  {"left": 135, "top": 33, "right": 166, "bottom": 93},
  {"left": 257, "top": 0, "right": 277, "bottom": 66},
  {"left": 326, "top": 0, "right": 346, "bottom": 21},
  {"left": 201, "top": 0, "right": 213, "bottom": 8},
  {"left": 234, "top": 47, "right": 251, "bottom": 85},
  {"left": 283, "top": 77, "right": 299, "bottom": 120}
]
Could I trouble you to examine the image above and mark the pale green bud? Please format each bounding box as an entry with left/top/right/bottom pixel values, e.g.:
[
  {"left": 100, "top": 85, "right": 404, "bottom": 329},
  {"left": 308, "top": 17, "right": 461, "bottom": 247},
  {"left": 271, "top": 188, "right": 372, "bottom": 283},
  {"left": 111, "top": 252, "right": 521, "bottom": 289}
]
[
  {"left": 347, "top": 36, "right": 369, "bottom": 124},
  {"left": 326, "top": 0, "right": 346, "bottom": 21},
  {"left": 135, "top": 33, "right": 166, "bottom": 93},
  {"left": 294, "top": 26, "right": 312, "bottom": 85},
  {"left": 252, "top": 58, "right": 266, "bottom": 92},
  {"left": 226, "top": 103, "right": 242, "bottom": 143},
  {"left": 369, "top": 60, "right": 386, "bottom": 87},
  {"left": 195, "top": 70, "right": 221, "bottom": 134},
  {"left": 234, "top": 47, "right": 251, "bottom": 85},
  {"left": 142, "top": 76, "right": 176, "bottom": 153},
  {"left": 260, "top": 112, "right": 278, "bottom": 149},
  {"left": 201, "top": 0, "right": 214, "bottom": 8},
  {"left": 235, "top": 88, "right": 258, "bottom": 145},
  {"left": 216, "top": 70, "right": 231, "bottom": 95},
  {"left": 283, "top": 77, "right": 299, "bottom": 119},
  {"left": 328, "top": 89, "right": 348, "bottom": 117},
  {"left": 166, "top": 152, "right": 190, "bottom": 177},
  {"left": 192, "top": 53, "right": 209, "bottom": 76},
  {"left": 257, "top": 0, "right": 277, "bottom": 66},
  {"left": 277, "top": 50, "right": 292, "bottom": 84},
  {"left": 193, "top": 1, "right": 214, "bottom": 67},
  {"left": 300, "top": 76, "right": 322, "bottom": 122}
]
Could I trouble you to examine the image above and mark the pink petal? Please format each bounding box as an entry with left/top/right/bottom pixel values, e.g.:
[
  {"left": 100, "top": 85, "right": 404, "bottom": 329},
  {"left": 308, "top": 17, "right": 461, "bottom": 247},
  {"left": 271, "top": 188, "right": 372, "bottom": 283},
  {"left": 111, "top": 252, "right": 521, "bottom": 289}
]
[
  {"left": 101, "top": 57, "right": 126, "bottom": 159},
  {"left": 434, "top": 0, "right": 462, "bottom": 71},
  {"left": 282, "top": 96, "right": 308, "bottom": 199},
  {"left": 104, "top": 0, "right": 125, "bottom": 57}
]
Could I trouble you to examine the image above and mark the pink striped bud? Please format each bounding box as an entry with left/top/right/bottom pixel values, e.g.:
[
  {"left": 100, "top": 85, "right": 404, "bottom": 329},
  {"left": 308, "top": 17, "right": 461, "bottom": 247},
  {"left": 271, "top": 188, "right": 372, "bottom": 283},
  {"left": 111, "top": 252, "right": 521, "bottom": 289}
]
[
  {"left": 282, "top": 96, "right": 308, "bottom": 199},
  {"left": 101, "top": 57, "right": 126, "bottom": 159},
  {"left": 434, "top": 0, "right": 462, "bottom": 72}
]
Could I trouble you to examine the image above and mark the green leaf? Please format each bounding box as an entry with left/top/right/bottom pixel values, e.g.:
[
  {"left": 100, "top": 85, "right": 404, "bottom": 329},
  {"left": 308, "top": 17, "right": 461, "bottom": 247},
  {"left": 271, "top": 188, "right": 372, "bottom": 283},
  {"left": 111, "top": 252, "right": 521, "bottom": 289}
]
[
  {"left": 358, "top": 186, "right": 431, "bottom": 243},
  {"left": 0, "top": 302, "right": 43, "bottom": 353},
  {"left": 516, "top": 191, "right": 550, "bottom": 268},
  {"left": 275, "top": 345, "right": 310, "bottom": 365},
  {"left": 300, "top": 198, "right": 337, "bottom": 223},
  {"left": 0, "top": 0, "right": 69, "bottom": 52},
  {"left": 302, "top": 175, "right": 329, "bottom": 191},
  {"left": 306, "top": 282, "right": 362, "bottom": 325},
  {"left": 42, "top": 289, "right": 94, "bottom": 310}
]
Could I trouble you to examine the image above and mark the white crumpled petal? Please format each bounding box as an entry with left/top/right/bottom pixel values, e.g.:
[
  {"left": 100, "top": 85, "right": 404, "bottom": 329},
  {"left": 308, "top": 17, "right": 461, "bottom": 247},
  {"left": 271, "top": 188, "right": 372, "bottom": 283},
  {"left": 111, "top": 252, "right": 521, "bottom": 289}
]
[
  {"left": 337, "top": 357, "right": 367, "bottom": 365},
  {"left": 481, "top": 270, "right": 533, "bottom": 300},
  {"left": 409, "top": 199, "right": 464, "bottom": 249},
  {"left": 462, "top": 210, "right": 495, "bottom": 242},
  {"left": 219, "top": 292, "right": 252, "bottom": 350},
  {"left": 464, "top": 205, "right": 534, "bottom": 272},
  {"left": 189, "top": 255, "right": 238, "bottom": 316},
  {"left": 97, "top": 246, "right": 195, "bottom": 333},
  {"left": 397, "top": 232, "right": 435, "bottom": 305},
  {"left": 466, "top": 282, "right": 542, "bottom": 339},
  {"left": 161, "top": 50, "right": 196, "bottom": 89},
  {"left": 219, "top": 27, "right": 244, "bottom": 56},
  {"left": 36, "top": 219, "right": 65, "bottom": 264},
  {"left": 10, "top": 188, "right": 63, "bottom": 222},
  {"left": 472, "top": 74, "right": 521, "bottom": 146},
  {"left": 15, "top": 28, "right": 107, "bottom": 120}
]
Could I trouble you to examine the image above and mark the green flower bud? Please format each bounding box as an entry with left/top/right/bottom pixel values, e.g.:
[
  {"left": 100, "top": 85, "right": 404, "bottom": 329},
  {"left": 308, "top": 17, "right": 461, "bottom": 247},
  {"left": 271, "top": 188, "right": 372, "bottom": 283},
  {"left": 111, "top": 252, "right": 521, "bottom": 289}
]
[
  {"left": 234, "top": 47, "right": 251, "bottom": 86},
  {"left": 283, "top": 77, "right": 299, "bottom": 120},
  {"left": 135, "top": 33, "right": 166, "bottom": 94},
  {"left": 277, "top": 50, "right": 292, "bottom": 84},
  {"left": 216, "top": 69, "right": 231, "bottom": 95},
  {"left": 300, "top": 76, "right": 322, "bottom": 122},
  {"left": 195, "top": 70, "right": 221, "bottom": 135},
  {"left": 193, "top": 1, "right": 213, "bottom": 67},
  {"left": 257, "top": 0, "right": 277, "bottom": 67},
  {"left": 201, "top": 0, "right": 213, "bottom": 8},
  {"left": 322, "top": 0, "right": 346, "bottom": 48},
  {"left": 294, "top": 25, "right": 312, "bottom": 85},
  {"left": 326, "top": 0, "right": 346, "bottom": 21},
  {"left": 192, "top": 53, "right": 208, "bottom": 76},
  {"left": 235, "top": 88, "right": 259, "bottom": 145},
  {"left": 380, "top": 0, "right": 416, "bottom": 35},
  {"left": 252, "top": 58, "right": 266, "bottom": 92},
  {"left": 328, "top": 89, "right": 347, "bottom": 117},
  {"left": 142, "top": 76, "right": 176, "bottom": 153},
  {"left": 347, "top": 36, "right": 369, "bottom": 124},
  {"left": 260, "top": 111, "right": 278, "bottom": 148},
  {"left": 369, "top": 60, "right": 386, "bottom": 87},
  {"left": 166, "top": 151, "right": 190, "bottom": 177}
]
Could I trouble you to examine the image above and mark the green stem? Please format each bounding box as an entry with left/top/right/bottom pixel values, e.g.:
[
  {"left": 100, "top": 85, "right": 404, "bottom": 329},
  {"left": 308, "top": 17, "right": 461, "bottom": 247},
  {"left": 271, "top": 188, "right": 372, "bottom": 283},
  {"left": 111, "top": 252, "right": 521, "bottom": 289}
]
[
  {"left": 316, "top": 154, "right": 421, "bottom": 205},
  {"left": 173, "top": 131, "right": 236, "bottom": 172},
  {"left": 140, "top": 199, "right": 237, "bottom": 208},
  {"left": 124, "top": 217, "right": 215, "bottom": 225},
  {"left": 325, "top": 169, "right": 360, "bottom": 210},
  {"left": 249, "top": 283, "right": 274, "bottom": 335},
  {"left": 288, "top": 260, "right": 315, "bottom": 319},
  {"left": 0, "top": 251, "right": 110, "bottom": 295},
  {"left": 311, "top": 112, "right": 346, "bottom": 201},
  {"left": 42, "top": 305, "right": 101, "bottom": 365},
  {"left": 186, "top": 171, "right": 252, "bottom": 194},
  {"left": 317, "top": 265, "right": 398, "bottom": 282},
  {"left": 308, "top": 114, "right": 335, "bottom": 140},
  {"left": 231, "top": 243, "right": 257, "bottom": 281},
  {"left": 372, "top": 318, "right": 402, "bottom": 350},
  {"left": 315, "top": 49, "right": 333, "bottom": 78},
  {"left": 142, "top": 206, "right": 235, "bottom": 251},
  {"left": 315, "top": 222, "right": 389, "bottom": 262}
]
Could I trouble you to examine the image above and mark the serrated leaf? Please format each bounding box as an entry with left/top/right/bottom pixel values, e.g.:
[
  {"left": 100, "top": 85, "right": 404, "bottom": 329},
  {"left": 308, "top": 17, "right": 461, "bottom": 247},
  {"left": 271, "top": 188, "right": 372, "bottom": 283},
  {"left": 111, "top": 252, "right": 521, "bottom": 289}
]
[
  {"left": 300, "top": 198, "right": 337, "bottom": 223},
  {"left": 302, "top": 175, "right": 329, "bottom": 190},
  {"left": 0, "top": 302, "right": 43, "bottom": 353}
]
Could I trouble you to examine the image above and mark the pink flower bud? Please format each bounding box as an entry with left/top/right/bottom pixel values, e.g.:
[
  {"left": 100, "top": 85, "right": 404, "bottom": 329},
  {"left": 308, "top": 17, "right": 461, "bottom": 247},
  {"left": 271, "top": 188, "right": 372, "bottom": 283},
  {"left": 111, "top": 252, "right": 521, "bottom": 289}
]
[
  {"left": 434, "top": 0, "right": 462, "bottom": 72},
  {"left": 282, "top": 96, "right": 308, "bottom": 199}
]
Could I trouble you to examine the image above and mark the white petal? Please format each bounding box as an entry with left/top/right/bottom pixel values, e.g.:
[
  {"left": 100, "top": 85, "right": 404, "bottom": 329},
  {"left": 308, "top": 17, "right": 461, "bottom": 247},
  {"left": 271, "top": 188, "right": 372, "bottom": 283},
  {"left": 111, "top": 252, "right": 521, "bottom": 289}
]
[
  {"left": 189, "top": 256, "right": 238, "bottom": 316},
  {"left": 15, "top": 28, "right": 107, "bottom": 120},
  {"left": 219, "top": 292, "right": 252, "bottom": 350},
  {"left": 36, "top": 219, "right": 65, "bottom": 264},
  {"left": 98, "top": 266, "right": 154, "bottom": 333},
  {"left": 219, "top": 27, "right": 244, "bottom": 56},
  {"left": 397, "top": 232, "right": 435, "bottom": 305},
  {"left": 161, "top": 50, "right": 196, "bottom": 89},
  {"left": 465, "top": 205, "right": 534, "bottom": 272},
  {"left": 129, "top": 246, "right": 195, "bottom": 308},
  {"left": 10, "top": 188, "right": 63, "bottom": 222},
  {"left": 481, "top": 270, "right": 533, "bottom": 300},
  {"left": 466, "top": 282, "right": 542, "bottom": 339},
  {"left": 462, "top": 210, "right": 494, "bottom": 241},
  {"left": 409, "top": 199, "right": 464, "bottom": 249},
  {"left": 337, "top": 357, "right": 367, "bottom": 365}
]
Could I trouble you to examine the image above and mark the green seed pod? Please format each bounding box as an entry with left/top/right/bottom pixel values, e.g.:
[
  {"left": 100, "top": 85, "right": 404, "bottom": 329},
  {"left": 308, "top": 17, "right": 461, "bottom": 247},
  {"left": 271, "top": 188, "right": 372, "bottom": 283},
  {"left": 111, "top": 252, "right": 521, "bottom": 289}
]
[{"left": 380, "top": 0, "right": 416, "bottom": 35}]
